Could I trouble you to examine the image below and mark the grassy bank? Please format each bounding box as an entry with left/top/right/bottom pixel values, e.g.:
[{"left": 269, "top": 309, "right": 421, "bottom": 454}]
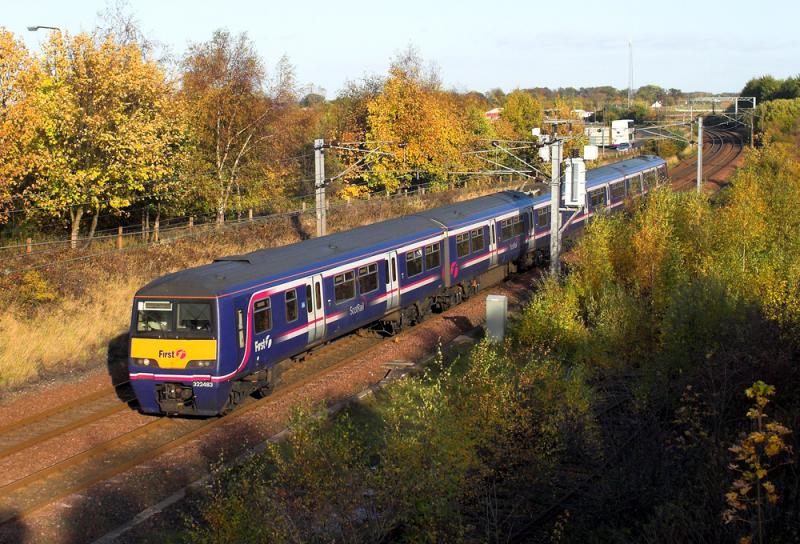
[
  {"left": 0, "top": 181, "right": 515, "bottom": 391},
  {"left": 181, "top": 142, "right": 800, "bottom": 543}
]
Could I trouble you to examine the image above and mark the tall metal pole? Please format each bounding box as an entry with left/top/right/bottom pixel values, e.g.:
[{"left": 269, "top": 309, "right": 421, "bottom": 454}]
[
  {"left": 696, "top": 117, "right": 703, "bottom": 193},
  {"left": 549, "top": 140, "right": 562, "bottom": 276},
  {"left": 314, "top": 138, "right": 326, "bottom": 237}
]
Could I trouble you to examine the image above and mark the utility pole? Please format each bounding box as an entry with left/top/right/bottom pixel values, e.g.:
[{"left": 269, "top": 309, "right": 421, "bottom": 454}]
[
  {"left": 314, "top": 138, "right": 327, "bottom": 237},
  {"left": 549, "top": 139, "right": 563, "bottom": 276},
  {"left": 627, "top": 40, "right": 634, "bottom": 109},
  {"left": 696, "top": 117, "right": 703, "bottom": 193}
]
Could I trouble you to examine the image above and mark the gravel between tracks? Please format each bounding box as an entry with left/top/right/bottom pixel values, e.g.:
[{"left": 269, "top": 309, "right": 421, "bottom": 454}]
[{"left": 0, "top": 271, "right": 537, "bottom": 544}]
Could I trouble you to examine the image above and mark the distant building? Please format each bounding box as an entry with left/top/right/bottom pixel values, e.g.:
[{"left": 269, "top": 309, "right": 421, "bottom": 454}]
[
  {"left": 484, "top": 107, "right": 503, "bottom": 121},
  {"left": 651, "top": 100, "right": 663, "bottom": 109},
  {"left": 584, "top": 119, "right": 635, "bottom": 147}
]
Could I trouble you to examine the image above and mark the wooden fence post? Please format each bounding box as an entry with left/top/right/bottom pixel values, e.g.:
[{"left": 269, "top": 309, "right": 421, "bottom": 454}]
[
  {"left": 117, "top": 226, "right": 123, "bottom": 249},
  {"left": 189, "top": 216, "right": 194, "bottom": 230},
  {"left": 248, "top": 208, "right": 253, "bottom": 221},
  {"left": 26, "top": 238, "right": 32, "bottom": 254},
  {"left": 302, "top": 201, "right": 307, "bottom": 211}
]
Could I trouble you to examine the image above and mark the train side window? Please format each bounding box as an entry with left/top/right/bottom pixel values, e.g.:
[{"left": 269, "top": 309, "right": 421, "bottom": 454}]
[
  {"left": 385, "top": 259, "right": 390, "bottom": 285},
  {"left": 285, "top": 289, "right": 298, "bottom": 323},
  {"left": 406, "top": 249, "right": 423, "bottom": 277},
  {"left": 334, "top": 271, "right": 356, "bottom": 303},
  {"left": 490, "top": 223, "right": 496, "bottom": 244},
  {"left": 358, "top": 263, "right": 379, "bottom": 294},
  {"left": 456, "top": 233, "right": 470, "bottom": 257},
  {"left": 424, "top": 243, "right": 440, "bottom": 269},
  {"left": 629, "top": 177, "right": 642, "bottom": 195},
  {"left": 236, "top": 309, "right": 245, "bottom": 348},
  {"left": 306, "top": 285, "right": 313, "bottom": 314},
  {"left": 610, "top": 182, "right": 625, "bottom": 201},
  {"left": 500, "top": 219, "right": 514, "bottom": 241},
  {"left": 589, "top": 190, "right": 606, "bottom": 209},
  {"left": 536, "top": 208, "right": 550, "bottom": 228},
  {"left": 254, "top": 298, "right": 272, "bottom": 333},
  {"left": 513, "top": 216, "right": 523, "bottom": 235},
  {"left": 391, "top": 257, "right": 397, "bottom": 282},
  {"left": 315, "top": 282, "right": 322, "bottom": 310},
  {"left": 471, "top": 228, "right": 485, "bottom": 252}
]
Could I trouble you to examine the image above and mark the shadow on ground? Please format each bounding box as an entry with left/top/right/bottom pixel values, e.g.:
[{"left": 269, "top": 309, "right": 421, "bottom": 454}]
[{"left": 106, "top": 333, "right": 136, "bottom": 409}]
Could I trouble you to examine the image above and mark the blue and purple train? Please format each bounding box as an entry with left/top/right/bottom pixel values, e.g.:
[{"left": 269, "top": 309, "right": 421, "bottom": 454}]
[{"left": 129, "top": 155, "right": 667, "bottom": 415}]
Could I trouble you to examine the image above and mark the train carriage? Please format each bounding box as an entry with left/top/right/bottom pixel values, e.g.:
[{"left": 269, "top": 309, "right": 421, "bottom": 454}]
[{"left": 129, "top": 155, "right": 667, "bottom": 416}]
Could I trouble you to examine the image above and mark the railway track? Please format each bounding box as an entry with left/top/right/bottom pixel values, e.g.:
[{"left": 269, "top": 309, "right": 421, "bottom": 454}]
[
  {"left": 669, "top": 126, "right": 744, "bottom": 191},
  {"left": 0, "top": 136, "right": 746, "bottom": 536},
  {"left": 0, "top": 332, "right": 382, "bottom": 526}
]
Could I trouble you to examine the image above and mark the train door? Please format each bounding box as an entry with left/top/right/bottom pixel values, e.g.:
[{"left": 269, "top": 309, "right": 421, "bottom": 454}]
[
  {"left": 386, "top": 250, "right": 400, "bottom": 310},
  {"left": 305, "top": 274, "right": 326, "bottom": 343},
  {"left": 489, "top": 220, "right": 498, "bottom": 267}
]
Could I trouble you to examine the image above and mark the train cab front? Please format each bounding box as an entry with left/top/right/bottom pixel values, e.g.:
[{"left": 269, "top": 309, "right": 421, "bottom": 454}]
[{"left": 128, "top": 298, "right": 230, "bottom": 416}]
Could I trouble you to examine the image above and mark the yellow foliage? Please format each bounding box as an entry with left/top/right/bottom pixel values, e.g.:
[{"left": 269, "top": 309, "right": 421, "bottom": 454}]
[{"left": 364, "top": 66, "right": 473, "bottom": 192}]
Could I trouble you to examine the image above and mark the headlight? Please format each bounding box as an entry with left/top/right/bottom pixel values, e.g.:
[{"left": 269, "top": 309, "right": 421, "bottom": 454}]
[
  {"left": 187, "top": 360, "right": 216, "bottom": 369},
  {"left": 132, "top": 358, "right": 159, "bottom": 367}
]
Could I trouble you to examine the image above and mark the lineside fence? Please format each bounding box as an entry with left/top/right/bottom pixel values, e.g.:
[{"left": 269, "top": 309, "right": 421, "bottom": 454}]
[{"left": 1, "top": 177, "right": 526, "bottom": 276}]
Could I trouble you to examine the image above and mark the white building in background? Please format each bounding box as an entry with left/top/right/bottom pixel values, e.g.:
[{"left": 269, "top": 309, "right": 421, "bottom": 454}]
[{"left": 583, "top": 119, "right": 635, "bottom": 148}]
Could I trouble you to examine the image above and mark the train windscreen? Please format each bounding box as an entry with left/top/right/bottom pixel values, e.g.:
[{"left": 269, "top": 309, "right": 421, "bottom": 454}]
[{"left": 135, "top": 300, "right": 214, "bottom": 338}]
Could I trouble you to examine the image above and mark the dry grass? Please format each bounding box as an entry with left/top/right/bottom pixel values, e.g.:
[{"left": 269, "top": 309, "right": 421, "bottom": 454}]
[{"left": 0, "top": 182, "right": 512, "bottom": 392}]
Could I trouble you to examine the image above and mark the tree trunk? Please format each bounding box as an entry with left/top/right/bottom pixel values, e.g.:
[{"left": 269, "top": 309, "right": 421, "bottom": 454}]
[
  {"left": 86, "top": 208, "right": 100, "bottom": 247},
  {"left": 69, "top": 206, "right": 84, "bottom": 250},
  {"left": 154, "top": 204, "right": 160, "bottom": 243}
]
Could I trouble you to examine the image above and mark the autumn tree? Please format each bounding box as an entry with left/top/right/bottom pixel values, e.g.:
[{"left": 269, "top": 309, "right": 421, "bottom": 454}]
[
  {"left": 0, "top": 28, "right": 39, "bottom": 224},
  {"left": 363, "top": 51, "right": 472, "bottom": 192},
  {"left": 499, "top": 89, "right": 543, "bottom": 139},
  {"left": 21, "top": 31, "right": 187, "bottom": 245},
  {"left": 182, "top": 30, "right": 278, "bottom": 222}
]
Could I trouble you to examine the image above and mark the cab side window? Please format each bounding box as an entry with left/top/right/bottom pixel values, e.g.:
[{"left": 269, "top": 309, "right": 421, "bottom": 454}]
[{"left": 254, "top": 298, "right": 272, "bottom": 333}]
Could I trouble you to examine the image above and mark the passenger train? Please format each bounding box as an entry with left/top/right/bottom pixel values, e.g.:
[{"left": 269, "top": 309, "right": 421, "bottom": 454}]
[{"left": 129, "top": 155, "right": 667, "bottom": 416}]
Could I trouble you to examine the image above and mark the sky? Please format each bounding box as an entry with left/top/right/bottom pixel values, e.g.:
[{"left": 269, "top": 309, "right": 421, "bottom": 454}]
[{"left": 5, "top": 0, "right": 799, "bottom": 96}]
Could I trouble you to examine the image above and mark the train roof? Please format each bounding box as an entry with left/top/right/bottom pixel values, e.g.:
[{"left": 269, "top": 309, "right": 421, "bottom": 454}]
[
  {"left": 138, "top": 191, "right": 531, "bottom": 299},
  {"left": 586, "top": 155, "right": 665, "bottom": 186},
  {"left": 414, "top": 190, "right": 534, "bottom": 229},
  {"left": 136, "top": 157, "right": 665, "bottom": 300},
  {"left": 137, "top": 214, "right": 441, "bottom": 298}
]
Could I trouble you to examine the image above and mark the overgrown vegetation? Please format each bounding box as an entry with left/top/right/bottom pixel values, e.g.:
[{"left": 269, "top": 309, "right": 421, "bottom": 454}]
[{"left": 182, "top": 140, "right": 800, "bottom": 543}]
